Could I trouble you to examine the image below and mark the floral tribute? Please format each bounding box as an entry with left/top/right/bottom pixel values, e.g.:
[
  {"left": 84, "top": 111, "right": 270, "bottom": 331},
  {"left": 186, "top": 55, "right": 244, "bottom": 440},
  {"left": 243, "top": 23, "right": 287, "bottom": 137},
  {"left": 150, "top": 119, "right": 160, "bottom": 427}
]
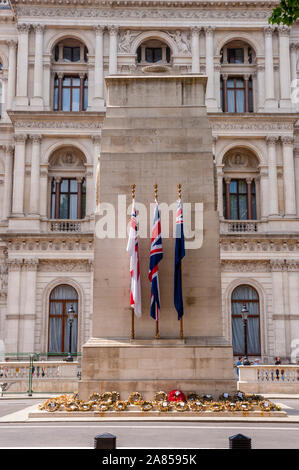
[
  {"left": 38, "top": 390, "right": 282, "bottom": 415},
  {"left": 168, "top": 390, "right": 186, "bottom": 402}
]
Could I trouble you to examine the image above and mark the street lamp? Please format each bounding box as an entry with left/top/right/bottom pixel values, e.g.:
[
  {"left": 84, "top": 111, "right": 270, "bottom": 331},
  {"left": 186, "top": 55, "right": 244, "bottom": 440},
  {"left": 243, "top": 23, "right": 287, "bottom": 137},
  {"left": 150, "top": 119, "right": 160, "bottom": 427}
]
[
  {"left": 241, "top": 302, "right": 250, "bottom": 365},
  {"left": 66, "top": 305, "right": 75, "bottom": 362}
]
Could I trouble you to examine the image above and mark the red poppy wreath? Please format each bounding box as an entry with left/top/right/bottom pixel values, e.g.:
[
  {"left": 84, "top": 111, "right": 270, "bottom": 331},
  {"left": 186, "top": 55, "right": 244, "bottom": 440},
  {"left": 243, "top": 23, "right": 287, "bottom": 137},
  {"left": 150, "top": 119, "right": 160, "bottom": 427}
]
[{"left": 168, "top": 390, "right": 186, "bottom": 402}]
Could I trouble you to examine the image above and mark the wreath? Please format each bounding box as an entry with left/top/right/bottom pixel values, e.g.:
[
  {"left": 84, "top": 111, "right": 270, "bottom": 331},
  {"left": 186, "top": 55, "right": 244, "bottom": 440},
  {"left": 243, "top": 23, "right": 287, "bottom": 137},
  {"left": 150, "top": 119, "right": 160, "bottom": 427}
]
[
  {"left": 64, "top": 400, "right": 80, "bottom": 412},
  {"left": 153, "top": 391, "right": 167, "bottom": 403},
  {"left": 78, "top": 401, "right": 94, "bottom": 412},
  {"left": 218, "top": 393, "right": 232, "bottom": 402},
  {"left": 168, "top": 390, "right": 186, "bottom": 403},
  {"left": 96, "top": 402, "right": 111, "bottom": 412},
  {"left": 258, "top": 400, "right": 279, "bottom": 412},
  {"left": 114, "top": 400, "right": 129, "bottom": 411},
  {"left": 43, "top": 400, "right": 60, "bottom": 412},
  {"left": 174, "top": 401, "right": 189, "bottom": 412},
  {"left": 88, "top": 392, "right": 101, "bottom": 404},
  {"left": 128, "top": 392, "right": 143, "bottom": 405},
  {"left": 100, "top": 392, "right": 113, "bottom": 404},
  {"left": 140, "top": 401, "right": 154, "bottom": 412},
  {"left": 235, "top": 401, "right": 253, "bottom": 412},
  {"left": 210, "top": 402, "right": 227, "bottom": 412},
  {"left": 157, "top": 400, "right": 172, "bottom": 412},
  {"left": 226, "top": 402, "right": 238, "bottom": 411},
  {"left": 111, "top": 391, "right": 120, "bottom": 403},
  {"left": 187, "top": 393, "right": 201, "bottom": 403},
  {"left": 201, "top": 394, "right": 213, "bottom": 402},
  {"left": 189, "top": 400, "right": 204, "bottom": 412}
]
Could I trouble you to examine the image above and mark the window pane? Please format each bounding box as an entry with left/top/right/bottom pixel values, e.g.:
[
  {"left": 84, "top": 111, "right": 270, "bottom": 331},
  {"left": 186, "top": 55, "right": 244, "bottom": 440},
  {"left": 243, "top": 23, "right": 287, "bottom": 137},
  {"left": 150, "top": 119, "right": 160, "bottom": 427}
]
[
  {"left": 252, "top": 193, "right": 257, "bottom": 220},
  {"left": 84, "top": 86, "right": 88, "bottom": 111},
  {"left": 49, "top": 317, "right": 62, "bottom": 353},
  {"left": 232, "top": 317, "right": 245, "bottom": 355},
  {"left": 145, "top": 48, "right": 153, "bottom": 62},
  {"left": 72, "top": 77, "right": 80, "bottom": 87},
  {"left": 153, "top": 48, "right": 162, "bottom": 62},
  {"left": 81, "top": 193, "right": 86, "bottom": 219},
  {"left": 54, "top": 45, "right": 59, "bottom": 62},
  {"left": 235, "top": 48, "right": 244, "bottom": 64},
  {"left": 230, "top": 194, "right": 238, "bottom": 219},
  {"left": 236, "top": 90, "right": 245, "bottom": 112},
  {"left": 51, "top": 194, "right": 56, "bottom": 219},
  {"left": 72, "top": 47, "right": 80, "bottom": 62},
  {"left": 60, "top": 194, "right": 69, "bottom": 219},
  {"left": 63, "top": 47, "right": 72, "bottom": 62},
  {"left": 63, "top": 77, "right": 71, "bottom": 86},
  {"left": 62, "top": 88, "right": 71, "bottom": 111},
  {"left": 72, "top": 88, "right": 80, "bottom": 112},
  {"left": 70, "top": 179, "right": 78, "bottom": 193},
  {"left": 236, "top": 79, "right": 244, "bottom": 88},
  {"left": 239, "top": 195, "right": 248, "bottom": 219},
  {"left": 60, "top": 179, "right": 69, "bottom": 193},
  {"left": 70, "top": 194, "right": 78, "bottom": 219},
  {"left": 238, "top": 180, "right": 247, "bottom": 194},
  {"left": 227, "top": 90, "right": 235, "bottom": 112},
  {"left": 232, "top": 285, "right": 259, "bottom": 301},
  {"left": 54, "top": 87, "right": 59, "bottom": 111},
  {"left": 229, "top": 181, "right": 237, "bottom": 194}
]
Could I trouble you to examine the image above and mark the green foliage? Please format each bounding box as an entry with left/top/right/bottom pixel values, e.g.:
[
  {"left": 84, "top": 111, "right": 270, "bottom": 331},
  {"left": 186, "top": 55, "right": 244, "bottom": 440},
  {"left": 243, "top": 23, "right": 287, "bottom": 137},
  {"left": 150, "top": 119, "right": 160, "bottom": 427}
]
[{"left": 268, "top": 0, "right": 299, "bottom": 26}]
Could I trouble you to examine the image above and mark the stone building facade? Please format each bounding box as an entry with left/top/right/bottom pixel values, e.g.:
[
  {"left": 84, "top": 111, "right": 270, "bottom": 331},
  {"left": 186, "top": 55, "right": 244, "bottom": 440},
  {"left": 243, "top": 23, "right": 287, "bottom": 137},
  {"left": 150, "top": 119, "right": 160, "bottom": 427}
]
[{"left": 0, "top": 0, "right": 298, "bottom": 363}]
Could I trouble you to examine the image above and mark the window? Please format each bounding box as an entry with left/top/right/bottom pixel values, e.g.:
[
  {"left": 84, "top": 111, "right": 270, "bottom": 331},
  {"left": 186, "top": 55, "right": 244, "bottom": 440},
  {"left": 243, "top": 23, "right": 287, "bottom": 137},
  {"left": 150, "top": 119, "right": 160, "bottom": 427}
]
[
  {"left": 49, "top": 285, "right": 78, "bottom": 354},
  {"left": 54, "top": 75, "right": 88, "bottom": 112},
  {"left": 227, "top": 48, "right": 244, "bottom": 64},
  {"left": 54, "top": 43, "right": 88, "bottom": 63},
  {"left": 51, "top": 178, "right": 86, "bottom": 220},
  {"left": 137, "top": 40, "right": 171, "bottom": 64},
  {"left": 223, "top": 179, "right": 256, "bottom": 220},
  {"left": 231, "top": 285, "right": 261, "bottom": 356},
  {"left": 221, "top": 76, "right": 253, "bottom": 113}
]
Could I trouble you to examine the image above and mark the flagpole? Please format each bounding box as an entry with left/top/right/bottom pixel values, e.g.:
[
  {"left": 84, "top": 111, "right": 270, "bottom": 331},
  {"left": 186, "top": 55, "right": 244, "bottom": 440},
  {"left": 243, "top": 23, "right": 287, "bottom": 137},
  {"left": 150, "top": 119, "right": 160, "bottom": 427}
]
[
  {"left": 178, "top": 183, "right": 184, "bottom": 341},
  {"left": 154, "top": 183, "right": 159, "bottom": 340},
  {"left": 131, "top": 183, "right": 136, "bottom": 340}
]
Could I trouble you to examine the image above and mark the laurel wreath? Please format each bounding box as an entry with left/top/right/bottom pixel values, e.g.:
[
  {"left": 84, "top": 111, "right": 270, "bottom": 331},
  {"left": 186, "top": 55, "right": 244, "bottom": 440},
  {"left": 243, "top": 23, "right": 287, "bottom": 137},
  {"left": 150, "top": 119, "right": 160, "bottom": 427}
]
[
  {"left": 157, "top": 400, "right": 172, "bottom": 412},
  {"left": 128, "top": 392, "right": 143, "bottom": 405},
  {"left": 174, "top": 401, "right": 189, "bottom": 412},
  {"left": 140, "top": 401, "right": 154, "bottom": 412},
  {"left": 114, "top": 400, "right": 129, "bottom": 411},
  {"left": 153, "top": 391, "right": 168, "bottom": 403}
]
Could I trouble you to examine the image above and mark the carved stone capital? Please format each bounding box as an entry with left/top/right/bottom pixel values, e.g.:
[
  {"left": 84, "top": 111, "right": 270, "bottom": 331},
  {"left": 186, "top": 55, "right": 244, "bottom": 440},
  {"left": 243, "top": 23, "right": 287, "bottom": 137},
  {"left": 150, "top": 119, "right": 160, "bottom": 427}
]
[
  {"left": 205, "top": 26, "right": 215, "bottom": 35},
  {"left": 17, "top": 23, "right": 31, "bottom": 33},
  {"left": 266, "top": 135, "right": 279, "bottom": 145},
  {"left": 278, "top": 25, "right": 291, "bottom": 37},
  {"left": 108, "top": 25, "right": 119, "bottom": 36},
  {"left": 6, "top": 39, "right": 17, "bottom": 49},
  {"left": 30, "top": 134, "right": 42, "bottom": 144},
  {"left": 94, "top": 25, "right": 105, "bottom": 34},
  {"left": 264, "top": 25, "right": 274, "bottom": 37},
  {"left": 23, "top": 259, "right": 39, "bottom": 271},
  {"left": 281, "top": 135, "right": 294, "bottom": 146},
  {"left": 33, "top": 24, "right": 45, "bottom": 33},
  {"left": 7, "top": 259, "right": 23, "bottom": 271},
  {"left": 14, "top": 134, "right": 27, "bottom": 144},
  {"left": 270, "top": 259, "right": 286, "bottom": 272}
]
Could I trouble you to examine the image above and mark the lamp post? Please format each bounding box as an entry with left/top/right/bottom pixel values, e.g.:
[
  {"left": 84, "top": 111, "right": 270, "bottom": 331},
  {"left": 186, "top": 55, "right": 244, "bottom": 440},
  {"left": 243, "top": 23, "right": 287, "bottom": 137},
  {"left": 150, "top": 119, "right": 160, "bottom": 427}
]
[
  {"left": 241, "top": 302, "right": 250, "bottom": 365},
  {"left": 66, "top": 304, "right": 75, "bottom": 362}
]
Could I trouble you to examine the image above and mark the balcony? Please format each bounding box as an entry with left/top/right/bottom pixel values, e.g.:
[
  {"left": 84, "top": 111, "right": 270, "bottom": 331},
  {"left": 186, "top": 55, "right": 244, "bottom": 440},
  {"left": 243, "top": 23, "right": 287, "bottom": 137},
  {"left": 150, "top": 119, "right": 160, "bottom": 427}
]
[
  {"left": 48, "top": 220, "right": 81, "bottom": 233},
  {"left": 220, "top": 220, "right": 259, "bottom": 234}
]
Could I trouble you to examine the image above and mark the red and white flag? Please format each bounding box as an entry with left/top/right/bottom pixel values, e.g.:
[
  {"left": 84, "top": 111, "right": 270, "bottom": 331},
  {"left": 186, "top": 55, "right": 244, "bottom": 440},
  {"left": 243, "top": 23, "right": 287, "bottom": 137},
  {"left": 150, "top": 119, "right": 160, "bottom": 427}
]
[{"left": 127, "top": 198, "right": 142, "bottom": 317}]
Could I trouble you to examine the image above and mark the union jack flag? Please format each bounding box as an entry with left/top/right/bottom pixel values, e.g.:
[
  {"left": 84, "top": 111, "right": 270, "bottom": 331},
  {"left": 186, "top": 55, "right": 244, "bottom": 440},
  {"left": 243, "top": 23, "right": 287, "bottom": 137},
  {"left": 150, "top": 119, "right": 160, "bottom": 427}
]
[
  {"left": 149, "top": 200, "right": 163, "bottom": 321},
  {"left": 127, "top": 198, "right": 142, "bottom": 317}
]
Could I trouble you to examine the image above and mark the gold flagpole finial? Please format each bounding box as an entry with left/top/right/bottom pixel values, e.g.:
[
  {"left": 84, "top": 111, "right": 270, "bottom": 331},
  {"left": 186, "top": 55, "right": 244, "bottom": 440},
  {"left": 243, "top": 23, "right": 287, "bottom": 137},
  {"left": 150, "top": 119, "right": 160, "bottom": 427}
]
[
  {"left": 177, "top": 183, "right": 182, "bottom": 199},
  {"left": 131, "top": 184, "right": 136, "bottom": 199}
]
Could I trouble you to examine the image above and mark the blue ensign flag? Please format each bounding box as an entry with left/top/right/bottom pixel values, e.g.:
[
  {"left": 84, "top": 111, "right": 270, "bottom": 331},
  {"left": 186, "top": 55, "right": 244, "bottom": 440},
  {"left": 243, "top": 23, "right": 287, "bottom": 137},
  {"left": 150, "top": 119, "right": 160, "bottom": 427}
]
[{"left": 174, "top": 199, "right": 185, "bottom": 320}]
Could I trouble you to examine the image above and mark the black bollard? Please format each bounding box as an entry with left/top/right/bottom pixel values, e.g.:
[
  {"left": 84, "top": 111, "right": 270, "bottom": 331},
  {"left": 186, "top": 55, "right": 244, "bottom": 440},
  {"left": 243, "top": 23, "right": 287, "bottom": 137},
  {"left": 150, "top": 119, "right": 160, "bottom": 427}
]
[
  {"left": 229, "top": 433, "right": 252, "bottom": 449},
  {"left": 94, "top": 433, "right": 117, "bottom": 449}
]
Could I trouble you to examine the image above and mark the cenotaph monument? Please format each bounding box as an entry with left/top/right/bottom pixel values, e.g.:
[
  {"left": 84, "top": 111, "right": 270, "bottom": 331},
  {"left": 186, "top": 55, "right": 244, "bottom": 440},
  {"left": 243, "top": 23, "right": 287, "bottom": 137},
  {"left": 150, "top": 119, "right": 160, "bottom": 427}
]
[{"left": 78, "top": 72, "right": 236, "bottom": 400}]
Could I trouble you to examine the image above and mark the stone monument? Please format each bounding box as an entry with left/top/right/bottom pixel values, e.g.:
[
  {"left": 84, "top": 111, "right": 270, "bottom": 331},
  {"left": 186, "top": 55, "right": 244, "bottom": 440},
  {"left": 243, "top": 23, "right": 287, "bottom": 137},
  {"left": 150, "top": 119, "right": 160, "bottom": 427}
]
[{"left": 78, "top": 72, "right": 236, "bottom": 400}]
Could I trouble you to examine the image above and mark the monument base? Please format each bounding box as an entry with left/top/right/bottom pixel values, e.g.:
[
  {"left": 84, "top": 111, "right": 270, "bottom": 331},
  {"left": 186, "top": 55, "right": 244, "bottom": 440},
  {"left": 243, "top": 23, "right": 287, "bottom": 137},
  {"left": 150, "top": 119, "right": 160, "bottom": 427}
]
[{"left": 78, "top": 338, "right": 236, "bottom": 400}]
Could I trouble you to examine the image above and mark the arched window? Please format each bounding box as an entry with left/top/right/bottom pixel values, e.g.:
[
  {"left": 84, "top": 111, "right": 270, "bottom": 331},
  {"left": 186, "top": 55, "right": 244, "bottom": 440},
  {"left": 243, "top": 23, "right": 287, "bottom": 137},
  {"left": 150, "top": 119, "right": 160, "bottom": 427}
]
[
  {"left": 52, "top": 39, "right": 88, "bottom": 112},
  {"left": 231, "top": 285, "right": 261, "bottom": 356},
  {"left": 49, "top": 284, "right": 78, "bottom": 354},
  {"left": 220, "top": 40, "right": 256, "bottom": 113},
  {"left": 136, "top": 39, "right": 171, "bottom": 65}
]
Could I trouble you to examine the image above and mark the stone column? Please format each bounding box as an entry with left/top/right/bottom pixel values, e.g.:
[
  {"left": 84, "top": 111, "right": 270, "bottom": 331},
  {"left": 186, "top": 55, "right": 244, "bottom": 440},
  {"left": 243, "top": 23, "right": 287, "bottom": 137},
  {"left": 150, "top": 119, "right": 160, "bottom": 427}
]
[
  {"left": 5, "top": 259, "right": 23, "bottom": 353},
  {"left": 0, "top": 71, "right": 8, "bottom": 120},
  {"left": 108, "top": 25, "right": 118, "bottom": 75},
  {"left": 12, "top": 134, "right": 27, "bottom": 216},
  {"left": 278, "top": 25, "right": 292, "bottom": 109},
  {"left": 85, "top": 168, "right": 94, "bottom": 217},
  {"left": 266, "top": 135, "right": 279, "bottom": 216},
  {"left": 2, "top": 145, "right": 14, "bottom": 220},
  {"left": 270, "top": 259, "right": 287, "bottom": 359},
  {"left": 92, "top": 134, "right": 101, "bottom": 213},
  {"left": 31, "top": 24, "right": 44, "bottom": 108},
  {"left": 15, "top": 23, "right": 30, "bottom": 107},
  {"left": 204, "top": 26, "right": 217, "bottom": 111},
  {"left": 264, "top": 26, "right": 277, "bottom": 109},
  {"left": 191, "top": 26, "right": 200, "bottom": 73},
  {"left": 39, "top": 164, "right": 48, "bottom": 219},
  {"left": 290, "top": 43, "right": 298, "bottom": 85},
  {"left": 6, "top": 40, "right": 17, "bottom": 111},
  {"left": 29, "top": 135, "right": 42, "bottom": 215},
  {"left": 94, "top": 25, "right": 105, "bottom": 106},
  {"left": 282, "top": 135, "right": 296, "bottom": 217},
  {"left": 258, "top": 165, "right": 269, "bottom": 219},
  {"left": 216, "top": 165, "right": 224, "bottom": 218},
  {"left": 256, "top": 63, "right": 265, "bottom": 111},
  {"left": 20, "top": 259, "right": 38, "bottom": 352}
]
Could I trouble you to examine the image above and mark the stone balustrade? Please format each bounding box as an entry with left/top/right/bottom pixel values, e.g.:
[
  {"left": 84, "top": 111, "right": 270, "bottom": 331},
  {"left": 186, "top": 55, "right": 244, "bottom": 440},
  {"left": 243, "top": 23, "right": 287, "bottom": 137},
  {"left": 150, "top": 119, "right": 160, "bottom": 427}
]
[
  {"left": 48, "top": 220, "right": 82, "bottom": 233},
  {"left": 238, "top": 365, "right": 299, "bottom": 393},
  {"left": 0, "top": 361, "right": 79, "bottom": 394},
  {"left": 220, "top": 221, "right": 259, "bottom": 233}
]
